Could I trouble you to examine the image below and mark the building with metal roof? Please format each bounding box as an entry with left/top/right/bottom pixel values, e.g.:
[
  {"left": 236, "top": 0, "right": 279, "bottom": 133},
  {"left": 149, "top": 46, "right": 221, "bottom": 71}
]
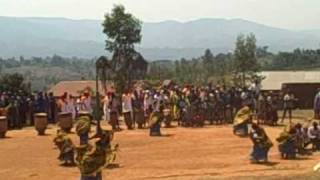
[{"left": 260, "top": 71, "right": 320, "bottom": 90}]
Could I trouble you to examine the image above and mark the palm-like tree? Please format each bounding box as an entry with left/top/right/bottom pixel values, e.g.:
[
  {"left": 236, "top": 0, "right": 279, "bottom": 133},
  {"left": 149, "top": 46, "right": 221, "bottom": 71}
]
[{"left": 94, "top": 56, "right": 112, "bottom": 132}]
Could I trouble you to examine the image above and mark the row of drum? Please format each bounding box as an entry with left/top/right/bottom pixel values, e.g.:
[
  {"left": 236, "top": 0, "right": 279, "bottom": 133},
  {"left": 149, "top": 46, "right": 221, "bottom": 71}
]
[{"left": 0, "top": 112, "right": 74, "bottom": 138}]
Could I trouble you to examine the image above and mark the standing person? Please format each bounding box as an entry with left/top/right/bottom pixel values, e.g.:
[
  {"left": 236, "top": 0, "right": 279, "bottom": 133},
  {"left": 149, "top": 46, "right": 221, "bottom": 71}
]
[
  {"left": 257, "top": 94, "right": 266, "bottom": 124},
  {"left": 28, "top": 95, "right": 36, "bottom": 126},
  {"left": 249, "top": 123, "right": 273, "bottom": 163},
  {"left": 233, "top": 89, "right": 243, "bottom": 113},
  {"left": 57, "top": 93, "right": 75, "bottom": 118},
  {"left": 18, "top": 93, "right": 28, "bottom": 126},
  {"left": 215, "top": 91, "right": 225, "bottom": 124},
  {"left": 144, "top": 91, "right": 153, "bottom": 122},
  {"left": 102, "top": 94, "right": 110, "bottom": 122},
  {"left": 48, "top": 92, "right": 57, "bottom": 123},
  {"left": 109, "top": 93, "right": 121, "bottom": 131},
  {"left": 35, "top": 92, "right": 48, "bottom": 114},
  {"left": 170, "top": 90, "right": 179, "bottom": 122},
  {"left": 57, "top": 92, "right": 68, "bottom": 113},
  {"left": 80, "top": 92, "right": 93, "bottom": 113},
  {"left": 68, "top": 95, "right": 77, "bottom": 119},
  {"left": 7, "top": 96, "right": 20, "bottom": 129},
  {"left": 16, "top": 95, "right": 25, "bottom": 128},
  {"left": 207, "top": 92, "right": 216, "bottom": 125},
  {"left": 281, "top": 91, "right": 295, "bottom": 124},
  {"left": 122, "top": 91, "right": 133, "bottom": 130},
  {"left": 266, "top": 94, "right": 279, "bottom": 126},
  {"left": 133, "top": 90, "right": 145, "bottom": 129},
  {"left": 314, "top": 89, "right": 320, "bottom": 119}
]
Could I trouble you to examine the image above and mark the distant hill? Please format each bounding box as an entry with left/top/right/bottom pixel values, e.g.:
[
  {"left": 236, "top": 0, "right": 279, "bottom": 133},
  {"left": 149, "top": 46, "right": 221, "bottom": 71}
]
[{"left": 0, "top": 16, "right": 320, "bottom": 60}]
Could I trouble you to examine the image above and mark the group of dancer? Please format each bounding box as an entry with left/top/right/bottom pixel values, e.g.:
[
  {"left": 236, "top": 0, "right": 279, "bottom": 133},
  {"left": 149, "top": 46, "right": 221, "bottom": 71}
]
[
  {"left": 3, "top": 83, "right": 320, "bottom": 179},
  {"left": 53, "top": 111, "right": 118, "bottom": 180},
  {"left": 233, "top": 102, "right": 320, "bottom": 164}
]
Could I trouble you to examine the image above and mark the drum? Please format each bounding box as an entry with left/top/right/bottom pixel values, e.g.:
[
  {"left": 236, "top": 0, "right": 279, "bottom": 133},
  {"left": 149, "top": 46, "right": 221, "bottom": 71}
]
[
  {"left": 34, "top": 113, "right": 48, "bottom": 135},
  {"left": 58, "top": 112, "right": 73, "bottom": 133},
  {"left": 0, "top": 116, "right": 7, "bottom": 138}
]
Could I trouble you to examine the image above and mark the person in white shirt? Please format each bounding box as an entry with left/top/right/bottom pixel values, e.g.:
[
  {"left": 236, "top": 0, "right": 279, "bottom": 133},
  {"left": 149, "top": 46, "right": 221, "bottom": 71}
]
[
  {"left": 79, "top": 92, "right": 93, "bottom": 114},
  {"left": 122, "top": 91, "right": 133, "bottom": 129},
  {"left": 103, "top": 94, "right": 110, "bottom": 122},
  {"left": 308, "top": 122, "right": 320, "bottom": 151}
]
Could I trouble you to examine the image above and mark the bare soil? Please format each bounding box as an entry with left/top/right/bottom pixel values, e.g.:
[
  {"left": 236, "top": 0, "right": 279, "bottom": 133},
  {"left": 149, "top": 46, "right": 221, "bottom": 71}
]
[{"left": 0, "top": 121, "right": 319, "bottom": 180}]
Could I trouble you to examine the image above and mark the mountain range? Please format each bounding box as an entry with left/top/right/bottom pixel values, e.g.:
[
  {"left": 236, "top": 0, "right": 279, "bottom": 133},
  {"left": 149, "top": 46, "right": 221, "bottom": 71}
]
[{"left": 0, "top": 16, "right": 320, "bottom": 60}]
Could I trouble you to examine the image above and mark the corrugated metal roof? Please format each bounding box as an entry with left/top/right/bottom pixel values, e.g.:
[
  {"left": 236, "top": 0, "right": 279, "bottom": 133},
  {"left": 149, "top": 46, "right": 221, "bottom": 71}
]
[{"left": 260, "top": 71, "right": 320, "bottom": 90}]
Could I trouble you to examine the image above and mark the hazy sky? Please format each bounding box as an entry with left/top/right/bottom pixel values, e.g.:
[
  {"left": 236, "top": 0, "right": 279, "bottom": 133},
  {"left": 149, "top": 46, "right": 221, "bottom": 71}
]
[{"left": 0, "top": 0, "right": 319, "bottom": 30}]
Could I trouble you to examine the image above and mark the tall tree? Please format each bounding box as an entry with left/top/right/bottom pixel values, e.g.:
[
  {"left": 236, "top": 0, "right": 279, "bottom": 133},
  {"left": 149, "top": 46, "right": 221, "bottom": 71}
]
[
  {"left": 102, "top": 4, "right": 147, "bottom": 93},
  {"left": 202, "top": 49, "right": 215, "bottom": 82},
  {"left": 233, "top": 33, "right": 260, "bottom": 87}
]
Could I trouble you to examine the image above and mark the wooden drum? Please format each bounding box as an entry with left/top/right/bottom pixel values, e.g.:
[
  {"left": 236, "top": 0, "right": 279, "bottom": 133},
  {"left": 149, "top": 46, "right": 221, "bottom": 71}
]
[
  {"left": 0, "top": 116, "right": 7, "bottom": 138},
  {"left": 34, "top": 113, "right": 48, "bottom": 135},
  {"left": 58, "top": 112, "right": 73, "bottom": 133}
]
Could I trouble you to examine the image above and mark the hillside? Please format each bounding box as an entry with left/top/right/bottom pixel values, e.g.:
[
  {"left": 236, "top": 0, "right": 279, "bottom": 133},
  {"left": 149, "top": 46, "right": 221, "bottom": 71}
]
[{"left": 0, "top": 16, "right": 320, "bottom": 60}]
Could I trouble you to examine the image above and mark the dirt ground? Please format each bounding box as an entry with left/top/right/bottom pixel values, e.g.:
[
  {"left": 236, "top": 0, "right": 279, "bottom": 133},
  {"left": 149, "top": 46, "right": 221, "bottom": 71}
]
[{"left": 1, "top": 119, "right": 320, "bottom": 180}]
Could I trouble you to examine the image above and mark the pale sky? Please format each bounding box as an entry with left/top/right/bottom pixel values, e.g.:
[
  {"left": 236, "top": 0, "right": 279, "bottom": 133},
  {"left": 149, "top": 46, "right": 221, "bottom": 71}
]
[{"left": 0, "top": 0, "right": 319, "bottom": 30}]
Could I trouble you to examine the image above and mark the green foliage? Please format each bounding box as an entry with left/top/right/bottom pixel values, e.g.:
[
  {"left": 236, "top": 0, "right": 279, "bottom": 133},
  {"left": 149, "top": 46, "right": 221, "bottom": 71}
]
[
  {"left": 266, "top": 48, "right": 320, "bottom": 70},
  {"left": 0, "top": 56, "right": 95, "bottom": 91},
  {"left": 0, "top": 73, "right": 27, "bottom": 92},
  {"left": 148, "top": 50, "right": 233, "bottom": 86},
  {"left": 3, "top": 30, "right": 320, "bottom": 91},
  {"left": 233, "top": 33, "right": 260, "bottom": 86},
  {"left": 202, "top": 49, "right": 215, "bottom": 82},
  {"left": 102, "top": 4, "right": 146, "bottom": 93},
  {"left": 102, "top": 4, "right": 142, "bottom": 52}
]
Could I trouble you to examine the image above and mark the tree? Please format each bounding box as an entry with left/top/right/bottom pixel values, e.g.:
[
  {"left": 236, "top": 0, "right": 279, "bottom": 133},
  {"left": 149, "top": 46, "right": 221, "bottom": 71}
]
[
  {"left": 102, "top": 5, "right": 147, "bottom": 93},
  {"left": 202, "top": 49, "right": 214, "bottom": 82},
  {"left": 0, "top": 73, "right": 27, "bottom": 93},
  {"left": 233, "top": 33, "right": 260, "bottom": 87}
]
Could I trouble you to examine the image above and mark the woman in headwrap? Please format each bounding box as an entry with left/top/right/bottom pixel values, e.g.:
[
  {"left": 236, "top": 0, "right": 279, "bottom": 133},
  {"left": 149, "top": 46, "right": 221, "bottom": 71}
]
[
  {"left": 314, "top": 89, "right": 320, "bottom": 119},
  {"left": 233, "top": 106, "right": 252, "bottom": 136},
  {"left": 76, "top": 112, "right": 92, "bottom": 145},
  {"left": 108, "top": 93, "right": 121, "bottom": 131},
  {"left": 277, "top": 125, "right": 297, "bottom": 159},
  {"left": 76, "top": 130, "right": 115, "bottom": 180},
  {"left": 122, "top": 91, "right": 133, "bottom": 130},
  {"left": 53, "top": 130, "right": 75, "bottom": 166},
  {"left": 132, "top": 90, "right": 145, "bottom": 129},
  {"left": 249, "top": 123, "right": 273, "bottom": 163},
  {"left": 149, "top": 102, "right": 164, "bottom": 136}
]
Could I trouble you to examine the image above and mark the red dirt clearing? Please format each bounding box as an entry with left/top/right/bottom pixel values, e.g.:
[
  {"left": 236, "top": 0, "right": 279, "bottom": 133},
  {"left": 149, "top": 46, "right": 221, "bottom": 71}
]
[{"left": 0, "top": 124, "right": 319, "bottom": 180}]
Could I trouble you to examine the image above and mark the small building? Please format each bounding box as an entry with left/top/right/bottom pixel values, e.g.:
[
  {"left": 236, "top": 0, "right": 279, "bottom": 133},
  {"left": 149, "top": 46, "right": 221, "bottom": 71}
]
[
  {"left": 260, "top": 71, "right": 320, "bottom": 109},
  {"left": 48, "top": 80, "right": 114, "bottom": 97}
]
